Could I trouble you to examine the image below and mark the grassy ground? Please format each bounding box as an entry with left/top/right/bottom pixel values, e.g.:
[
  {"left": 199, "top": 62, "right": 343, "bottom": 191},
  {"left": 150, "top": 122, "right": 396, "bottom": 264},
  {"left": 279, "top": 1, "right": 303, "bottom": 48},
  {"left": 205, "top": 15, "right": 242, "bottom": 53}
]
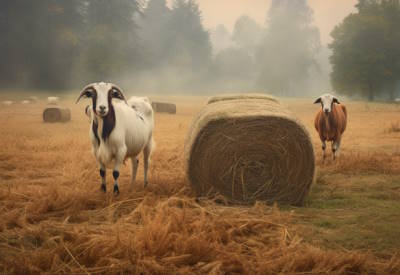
[
  {"left": 0, "top": 93, "right": 399, "bottom": 273},
  {"left": 296, "top": 172, "right": 400, "bottom": 254}
]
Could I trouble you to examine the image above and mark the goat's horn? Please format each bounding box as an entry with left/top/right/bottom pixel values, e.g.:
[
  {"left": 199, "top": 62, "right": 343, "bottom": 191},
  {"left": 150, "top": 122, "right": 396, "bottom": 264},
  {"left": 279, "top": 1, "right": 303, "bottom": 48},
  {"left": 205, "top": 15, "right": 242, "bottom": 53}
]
[
  {"left": 111, "top": 85, "right": 128, "bottom": 104},
  {"left": 76, "top": 85, "right": 94, "bottom": 104}
]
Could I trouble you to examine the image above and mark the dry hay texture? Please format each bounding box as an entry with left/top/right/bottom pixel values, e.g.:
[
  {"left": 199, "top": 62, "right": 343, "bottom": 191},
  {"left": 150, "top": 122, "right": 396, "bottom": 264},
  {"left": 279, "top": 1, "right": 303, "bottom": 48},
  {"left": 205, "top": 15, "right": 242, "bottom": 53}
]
[
  {"left": 152, "top": 101, "right": 177, "bottom": 114},
  {"left": 185, "top": 94, "right": 315, "bottom": 205},
  {"left": 43, "top": 106, "right": 71, "bottom": 123}
]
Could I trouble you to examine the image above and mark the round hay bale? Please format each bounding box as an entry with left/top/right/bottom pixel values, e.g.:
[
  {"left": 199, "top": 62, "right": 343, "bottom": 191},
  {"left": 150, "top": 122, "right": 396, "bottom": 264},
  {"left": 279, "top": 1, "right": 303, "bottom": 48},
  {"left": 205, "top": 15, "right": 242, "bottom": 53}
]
[
  {"left": 43, "top": 107, "right": 71, "bottom": 123},
  {"left": 151, "top": 102, "right": 176, "bottom": 114},
  {"left": 184, "top": 94, "right": 315, "bottom": 206}
]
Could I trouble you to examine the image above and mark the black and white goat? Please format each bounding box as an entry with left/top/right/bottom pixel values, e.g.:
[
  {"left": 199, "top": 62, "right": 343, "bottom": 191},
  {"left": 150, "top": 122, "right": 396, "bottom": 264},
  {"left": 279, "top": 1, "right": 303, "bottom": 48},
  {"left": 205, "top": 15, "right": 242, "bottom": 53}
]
[{"left": 77, "top": 82, "right": 155, "bottom": 194}]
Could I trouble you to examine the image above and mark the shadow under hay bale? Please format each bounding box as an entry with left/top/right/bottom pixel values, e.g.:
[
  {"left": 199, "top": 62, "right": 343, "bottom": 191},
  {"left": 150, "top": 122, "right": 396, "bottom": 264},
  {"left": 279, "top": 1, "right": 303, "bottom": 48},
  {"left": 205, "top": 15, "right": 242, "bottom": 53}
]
[
  {"left": 184, "top": 94, "right": 315, "bottom": 206},
  {"left": 43, "top": 106, "right": 71, "bottom": 123},
  {"left": 152, "top": 101, "right": 177, "bottom": 114}
]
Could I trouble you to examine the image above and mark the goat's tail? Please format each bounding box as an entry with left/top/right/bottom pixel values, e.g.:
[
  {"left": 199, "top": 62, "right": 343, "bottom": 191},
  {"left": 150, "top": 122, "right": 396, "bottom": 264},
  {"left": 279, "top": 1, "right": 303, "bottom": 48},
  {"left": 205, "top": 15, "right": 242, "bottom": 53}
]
[
  {"left": 147, "top": 136, "right": 156, "bottom": 158},
  {"left": 341, "top": 104, "right": 347, "bottom": 119}
]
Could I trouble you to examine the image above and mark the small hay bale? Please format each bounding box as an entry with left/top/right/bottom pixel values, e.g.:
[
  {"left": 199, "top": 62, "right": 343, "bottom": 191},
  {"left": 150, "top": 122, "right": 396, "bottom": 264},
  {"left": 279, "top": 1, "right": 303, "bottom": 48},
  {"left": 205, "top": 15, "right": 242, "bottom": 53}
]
[
  {"left": 43, "top": 106, "right": 71, "bottom": 123},
  {"left": 184, "top": 94, "right": 315, "bottom": 206},
  {"left": 2, "top": 100, "right": 13, "bottom": 106},
  {"left": 21, "top": 100, "right": 30, "bottom": 104},
  {"left": 29, "top": 96, "right": 39, "bottom": 103},
  {"left": 47, "top": 96, "right": 60, "bottom": 105},
  {"left": 152, "top": 101, "right": 176, "bottom": 114}
]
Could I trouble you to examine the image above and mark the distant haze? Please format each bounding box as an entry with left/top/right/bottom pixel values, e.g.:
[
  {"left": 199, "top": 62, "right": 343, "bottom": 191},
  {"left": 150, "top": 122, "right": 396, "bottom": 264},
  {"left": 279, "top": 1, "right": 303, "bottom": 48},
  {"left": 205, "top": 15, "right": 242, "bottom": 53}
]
[
  {"left": 1, "top": 0, "right": 363, "bottom": 96},
  {"left": 168, "top": 0, "right": 357, "bottom": 45}
]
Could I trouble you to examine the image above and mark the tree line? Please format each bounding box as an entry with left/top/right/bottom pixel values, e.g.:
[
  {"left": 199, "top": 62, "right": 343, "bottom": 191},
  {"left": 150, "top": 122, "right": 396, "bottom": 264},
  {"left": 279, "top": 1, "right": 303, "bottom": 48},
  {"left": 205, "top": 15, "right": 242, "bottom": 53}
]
[
  {"left": 0, "top": 0, "right": 211, "bottom": 89},
  {"left": 0, "top": 0, "right": 213, "bottom": 91},
  {"left": 1, "top": 0, "right": 398, "bottom": 100},
  {"left": 0, "top": 0, "right": 323, "bottom": 95}
]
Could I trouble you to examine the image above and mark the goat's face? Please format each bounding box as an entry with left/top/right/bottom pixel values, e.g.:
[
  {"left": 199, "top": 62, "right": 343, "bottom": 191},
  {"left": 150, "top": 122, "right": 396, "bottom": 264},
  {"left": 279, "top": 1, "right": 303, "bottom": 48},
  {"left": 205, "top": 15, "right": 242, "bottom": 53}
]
[
  {"left": 76, "top": 82, "right": 126, "bottom": 117},
  {"left": 314, "top": 93, "right": 340, "bottom": 114}
]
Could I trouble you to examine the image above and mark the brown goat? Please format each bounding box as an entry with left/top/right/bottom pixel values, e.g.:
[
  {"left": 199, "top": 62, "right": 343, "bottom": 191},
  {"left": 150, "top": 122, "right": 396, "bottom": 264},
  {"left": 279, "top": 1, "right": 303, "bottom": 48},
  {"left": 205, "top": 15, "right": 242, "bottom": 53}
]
[{"left": 314, "top": 94, "right": 347, "bottom": 161}]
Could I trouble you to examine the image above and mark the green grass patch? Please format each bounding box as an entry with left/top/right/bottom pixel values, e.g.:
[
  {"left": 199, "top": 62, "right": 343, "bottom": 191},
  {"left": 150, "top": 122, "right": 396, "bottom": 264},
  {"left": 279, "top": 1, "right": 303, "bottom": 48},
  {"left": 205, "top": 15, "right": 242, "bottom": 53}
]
[{"left": 289, "top": 173, "right": 400, "bottom": 253}]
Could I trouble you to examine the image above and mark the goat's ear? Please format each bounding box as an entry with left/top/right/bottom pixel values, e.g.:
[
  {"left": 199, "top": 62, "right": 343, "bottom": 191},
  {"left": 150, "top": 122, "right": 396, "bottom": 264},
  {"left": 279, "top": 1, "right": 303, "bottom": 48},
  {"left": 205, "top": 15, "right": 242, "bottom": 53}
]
[
  {"left": 111, "top": 85, "right": 127, "bottom": 103},
  {"left": 76, "top": 87, "right": 94, "bottom": 104},
  {"left": 85, "top": 105, "right": 91, "bottom": 116},
  {"left": 313, "top": 97, "right": 322, "bottom": 104},
  {"left": 333, "top": 97, "right": 340, "bottom": 104}
]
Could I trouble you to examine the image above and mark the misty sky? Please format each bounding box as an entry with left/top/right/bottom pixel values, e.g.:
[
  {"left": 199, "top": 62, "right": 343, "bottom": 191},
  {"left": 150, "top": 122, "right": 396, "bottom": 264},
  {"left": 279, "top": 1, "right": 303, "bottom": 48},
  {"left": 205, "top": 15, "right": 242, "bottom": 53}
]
[{"left": 168, "top": 0, "right": 357, "bottom": 45}]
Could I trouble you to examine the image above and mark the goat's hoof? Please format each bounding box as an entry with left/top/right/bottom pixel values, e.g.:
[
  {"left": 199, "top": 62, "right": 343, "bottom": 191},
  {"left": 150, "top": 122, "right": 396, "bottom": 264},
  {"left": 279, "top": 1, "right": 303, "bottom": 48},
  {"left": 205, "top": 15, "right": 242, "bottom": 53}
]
[
  {"left": 113, "top": 185, "right": 120, "bottom": 195},
  {"left": 101, "top": 184, "right": 106, "bottom": 193},
  {"left": 144, "top": 181, "right": 148, "bottom": 188}
]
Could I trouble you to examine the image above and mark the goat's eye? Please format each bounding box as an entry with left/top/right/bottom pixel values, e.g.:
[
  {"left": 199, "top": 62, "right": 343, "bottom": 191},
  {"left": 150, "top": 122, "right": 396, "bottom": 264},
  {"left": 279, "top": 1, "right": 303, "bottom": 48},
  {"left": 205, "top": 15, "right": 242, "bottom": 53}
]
[
  {"left": 85, "top": 91, "right": 92, "bottom": 97},
  {"left": 113, "top": 90, "right": 120, "bottom": 97}
]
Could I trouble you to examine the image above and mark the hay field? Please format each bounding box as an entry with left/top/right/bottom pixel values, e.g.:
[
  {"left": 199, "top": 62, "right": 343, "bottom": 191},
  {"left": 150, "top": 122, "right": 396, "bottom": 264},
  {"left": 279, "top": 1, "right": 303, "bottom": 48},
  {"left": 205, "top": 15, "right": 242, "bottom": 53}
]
[{"left": 0, "top": 94, "right": 399, "bottom": 274}]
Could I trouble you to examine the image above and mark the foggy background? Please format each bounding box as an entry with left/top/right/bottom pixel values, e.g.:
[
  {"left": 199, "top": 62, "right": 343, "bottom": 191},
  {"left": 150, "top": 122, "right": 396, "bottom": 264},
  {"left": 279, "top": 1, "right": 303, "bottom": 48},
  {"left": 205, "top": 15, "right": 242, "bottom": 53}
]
[{"left": 0, "top": 0, "right": 399, "bottom": 100}]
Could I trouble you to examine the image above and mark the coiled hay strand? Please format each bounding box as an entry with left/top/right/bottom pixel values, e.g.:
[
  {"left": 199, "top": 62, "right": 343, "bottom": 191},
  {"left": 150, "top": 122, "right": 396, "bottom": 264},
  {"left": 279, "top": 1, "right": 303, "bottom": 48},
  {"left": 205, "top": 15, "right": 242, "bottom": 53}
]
[
  {"left": 207, "top": 93, "right": 280, "bottom": 104},
  {"left": 185, "top": 94, "right": 315, "bottom": 206},
  {"left": 43, "top": 107, "right": 71, "bottom": 123}
]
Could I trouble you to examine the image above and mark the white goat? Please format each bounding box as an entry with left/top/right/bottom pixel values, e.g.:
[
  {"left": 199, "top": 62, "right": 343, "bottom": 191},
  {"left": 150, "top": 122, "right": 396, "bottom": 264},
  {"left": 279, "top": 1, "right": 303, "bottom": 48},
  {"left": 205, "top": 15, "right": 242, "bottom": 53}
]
[
  {"left": 77, "top": 82, "right": 155, "bottom": 194},
  {"left": 47, "top": 96, "right": 60, "bottom": 105}
]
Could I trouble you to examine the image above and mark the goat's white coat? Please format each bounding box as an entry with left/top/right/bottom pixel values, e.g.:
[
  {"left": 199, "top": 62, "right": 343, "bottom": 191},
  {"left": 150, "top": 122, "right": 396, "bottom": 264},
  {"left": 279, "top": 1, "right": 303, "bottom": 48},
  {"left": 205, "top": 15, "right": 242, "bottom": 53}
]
[
  {"left": 91, "top": 99, "right": 154, "bottom": 166},
  {"left": 81, "top": 82, "right": 154, "bottom": 190}
]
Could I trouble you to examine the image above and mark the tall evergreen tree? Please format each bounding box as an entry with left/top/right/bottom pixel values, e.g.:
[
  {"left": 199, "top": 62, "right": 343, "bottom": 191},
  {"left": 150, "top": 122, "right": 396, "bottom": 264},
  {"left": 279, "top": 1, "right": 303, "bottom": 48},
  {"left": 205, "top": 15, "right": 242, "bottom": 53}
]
[
  {"left": 166, "top": 0, "right": 212, "bottom": 73},
  {"left": 232, "top": 16, "right": 263, "bottom": 55},
  {"left": 138, "top": 0, "right": 171, "bottom": 69},
  {"left": 0, "top": 0, "right": 84, "bottom": 89},
  {"left": 82, "top": 0, "right": 142, "bottom": 82},
  {"left": 255, "top": 0, "right": 320, "bottom": 96}
]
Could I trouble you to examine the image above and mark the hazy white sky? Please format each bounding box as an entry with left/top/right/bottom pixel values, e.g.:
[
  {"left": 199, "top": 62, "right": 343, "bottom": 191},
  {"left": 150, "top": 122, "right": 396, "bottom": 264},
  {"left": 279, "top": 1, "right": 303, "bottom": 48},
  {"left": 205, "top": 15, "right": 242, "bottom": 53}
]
[{"left": 168, "top": 0, "right": 357, "bottom": 45}]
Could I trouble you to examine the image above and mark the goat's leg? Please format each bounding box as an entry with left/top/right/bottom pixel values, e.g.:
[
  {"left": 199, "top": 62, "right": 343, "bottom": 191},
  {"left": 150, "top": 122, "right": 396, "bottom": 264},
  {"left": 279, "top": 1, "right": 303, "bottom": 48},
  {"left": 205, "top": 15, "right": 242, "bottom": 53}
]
[
  {"left": 99, "top": 163, "right": 106, "bottom": 192},
  {"left": 143, "top": 140, "right": 153, "bottom": 188},
  {"left": 113, "top": 147, "right": 127, "bottom": 195},
  {"left": 321, "top": 140, "right": 326, "bottom": 163},
  {"left": 332, "top": 139, "right": 341, "bottom": 160},
  {"left": 130, "top": 157, "right": 139, "bottom": 190}
]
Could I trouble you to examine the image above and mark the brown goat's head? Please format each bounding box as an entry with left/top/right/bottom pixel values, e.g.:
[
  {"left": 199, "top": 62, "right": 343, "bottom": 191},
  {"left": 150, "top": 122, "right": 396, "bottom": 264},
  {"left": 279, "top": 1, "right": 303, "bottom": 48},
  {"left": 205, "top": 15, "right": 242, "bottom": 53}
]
[{"left": 314, "top": 93, "right": 340, "bottom": 114}]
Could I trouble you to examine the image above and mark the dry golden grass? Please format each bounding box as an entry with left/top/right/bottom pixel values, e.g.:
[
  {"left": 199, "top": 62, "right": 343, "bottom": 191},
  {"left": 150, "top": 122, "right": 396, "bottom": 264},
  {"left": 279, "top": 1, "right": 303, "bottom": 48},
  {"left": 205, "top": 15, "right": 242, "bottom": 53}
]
[{"left": 0, "top": 94, "right": 399, "bottom": 274}]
